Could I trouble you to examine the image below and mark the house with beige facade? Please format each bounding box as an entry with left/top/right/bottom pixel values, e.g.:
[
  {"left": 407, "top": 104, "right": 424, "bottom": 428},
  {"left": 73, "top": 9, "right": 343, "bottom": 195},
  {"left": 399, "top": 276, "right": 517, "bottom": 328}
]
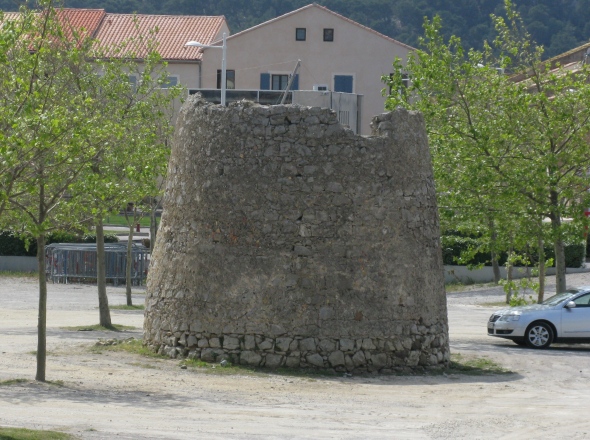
[
  {"left": 3, "top": 4, "right": 413, "bottom": 134},
  {"left": 194, "top": 3, "right": 414, "bottom": 135}
]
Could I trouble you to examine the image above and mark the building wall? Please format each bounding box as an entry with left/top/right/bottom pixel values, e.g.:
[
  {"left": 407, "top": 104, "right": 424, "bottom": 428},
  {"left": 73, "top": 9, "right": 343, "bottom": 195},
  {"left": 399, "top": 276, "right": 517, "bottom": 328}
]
[
  {"left": 144, "top": 96, "right": 449, "bottom": 373},
  {"left": 198, "top": 6, "right": 412, "bottom": 135}
]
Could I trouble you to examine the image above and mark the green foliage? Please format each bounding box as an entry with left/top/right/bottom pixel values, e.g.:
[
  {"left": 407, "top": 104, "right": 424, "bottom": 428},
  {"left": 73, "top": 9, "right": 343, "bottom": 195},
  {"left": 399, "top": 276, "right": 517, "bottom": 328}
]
[
  {"left": 384, "top": 1, "right": 590, "bottom": 293},
  {"left": 0, "top": 427, "right": 75, "bottom": 440},
  {"left": 0, "top": 230, "right": 118, "bottom": 256},
  {"left": 441, "top": 232, "right": 584, "bottom": 268}
]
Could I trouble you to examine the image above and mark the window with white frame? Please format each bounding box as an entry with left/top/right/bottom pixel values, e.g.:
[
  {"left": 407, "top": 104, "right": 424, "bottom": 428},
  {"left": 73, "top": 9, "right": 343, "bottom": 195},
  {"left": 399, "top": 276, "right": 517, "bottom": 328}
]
[{"left": 271, "top": 74, "right": 289, "bottom": 90}]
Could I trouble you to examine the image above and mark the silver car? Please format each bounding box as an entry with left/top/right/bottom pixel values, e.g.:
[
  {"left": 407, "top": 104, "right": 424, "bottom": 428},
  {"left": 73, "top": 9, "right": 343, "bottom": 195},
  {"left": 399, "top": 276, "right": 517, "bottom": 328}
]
[{"left": 488, "top": 287, "right": 590, "bottom": 348}]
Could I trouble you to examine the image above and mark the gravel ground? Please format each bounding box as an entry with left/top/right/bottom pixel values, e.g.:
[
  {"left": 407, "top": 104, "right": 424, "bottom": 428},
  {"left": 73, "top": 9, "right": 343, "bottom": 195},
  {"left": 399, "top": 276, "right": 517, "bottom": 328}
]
[{"left": 1, "top": 272, "right": 590, "bottom": 439}]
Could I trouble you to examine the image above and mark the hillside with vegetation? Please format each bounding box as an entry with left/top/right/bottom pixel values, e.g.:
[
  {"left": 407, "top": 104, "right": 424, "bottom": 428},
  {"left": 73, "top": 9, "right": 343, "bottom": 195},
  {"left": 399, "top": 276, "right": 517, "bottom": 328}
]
[{"left": 1, "top": 0, "right": 588, "bottom": 58}]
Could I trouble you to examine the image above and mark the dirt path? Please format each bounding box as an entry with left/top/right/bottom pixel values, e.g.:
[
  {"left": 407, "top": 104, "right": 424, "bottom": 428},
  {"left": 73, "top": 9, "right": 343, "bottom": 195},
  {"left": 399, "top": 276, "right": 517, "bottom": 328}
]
[{"left": 1, "top": 274, "right": 590, "bottom": 439}]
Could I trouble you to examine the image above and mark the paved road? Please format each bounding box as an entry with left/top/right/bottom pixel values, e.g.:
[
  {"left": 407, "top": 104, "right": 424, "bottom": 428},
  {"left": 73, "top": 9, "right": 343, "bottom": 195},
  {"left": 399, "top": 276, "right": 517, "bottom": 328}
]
[{"left": 0, "top": 274, "right": 589, "bottom": 439}]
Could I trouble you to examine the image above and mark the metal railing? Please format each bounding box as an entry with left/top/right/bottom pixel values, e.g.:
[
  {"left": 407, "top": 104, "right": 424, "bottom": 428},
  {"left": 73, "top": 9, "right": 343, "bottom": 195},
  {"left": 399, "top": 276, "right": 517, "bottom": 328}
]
[{"left": 45, "top": 243, "right": 149, "bottom": 285}]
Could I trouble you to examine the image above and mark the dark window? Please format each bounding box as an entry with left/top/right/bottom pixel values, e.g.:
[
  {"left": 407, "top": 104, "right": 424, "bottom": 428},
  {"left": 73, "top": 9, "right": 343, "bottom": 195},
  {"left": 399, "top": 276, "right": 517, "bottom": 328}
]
[
  {"left": 161, "top": 76, "right": 178, "bottom": 89},
  {"left": 217, "top": 70, "right": 235, "bottom": 89},
  {"left": 128, "top": 75, "right": 137, "bottom": 90},
  {"left": 334, "top": 74, "right": 353, "bottom": 93},
  {"left": 260, "top": 73, "right": 270, "bottom": 90},
  {"left": 296, "top": 28, "right": 306, "bottom": 41},
  {"left": 272, "top": 74, "right": 289, "bottom": 90},
  {"left": 323, "top": 28, "right": 334, "bottom": 42}
]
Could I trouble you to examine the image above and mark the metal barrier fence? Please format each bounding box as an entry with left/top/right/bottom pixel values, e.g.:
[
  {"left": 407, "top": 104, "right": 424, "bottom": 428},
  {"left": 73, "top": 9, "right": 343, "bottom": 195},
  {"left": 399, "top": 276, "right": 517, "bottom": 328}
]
[{"left": 45, "top": 243, "right": 150, "bottom": 285}]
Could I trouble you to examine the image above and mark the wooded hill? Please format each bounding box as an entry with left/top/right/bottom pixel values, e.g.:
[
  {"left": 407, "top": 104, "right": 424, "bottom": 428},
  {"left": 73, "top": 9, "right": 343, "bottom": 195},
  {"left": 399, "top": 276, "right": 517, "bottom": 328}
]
[{"left": 1, "top": 0, "right": 588, "bottom": 59}]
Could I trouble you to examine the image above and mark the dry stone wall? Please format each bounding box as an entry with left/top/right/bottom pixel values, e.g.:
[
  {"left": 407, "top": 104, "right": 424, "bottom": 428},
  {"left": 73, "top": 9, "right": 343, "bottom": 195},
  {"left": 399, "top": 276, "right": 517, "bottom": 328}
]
[{"left": 144, "top": 95, "right": 450, "bottom": 373}]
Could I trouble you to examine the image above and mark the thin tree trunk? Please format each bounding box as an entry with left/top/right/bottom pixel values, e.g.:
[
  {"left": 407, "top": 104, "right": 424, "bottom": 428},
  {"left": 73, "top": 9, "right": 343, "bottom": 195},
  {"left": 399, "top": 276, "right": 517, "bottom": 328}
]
[
  {"left": 506, "top": 243, "right": 514, "bottom": 305},
  {"left": 125, "top": 209, "right": 134, "bottom": 306},
  {"left": 550, "top": 192, "right": 567, "bottom": 293},
  {"left": 489, "top": 218, "right": 501, "bottom": 284},
  {"left": 538, "top": 231, "right": 545, "bottom": 304},
  {"left": 96, "top": 218, "right": 112, "bottom": 327},
  {"left": 36, "top": 233, "right": 47, "bottom": 382},
  {"left": 150, "top": 197, "right": 157, "bottom": 254}
]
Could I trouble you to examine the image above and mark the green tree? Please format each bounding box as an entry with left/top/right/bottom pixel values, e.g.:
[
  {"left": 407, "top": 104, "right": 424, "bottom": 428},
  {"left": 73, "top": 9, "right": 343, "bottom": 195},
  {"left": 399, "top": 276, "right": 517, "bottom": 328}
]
[
  {"left": 0, "top": 2, "right": 107, "bottom": 381},
  {"left": 0, "top": 1, "right": 179, "bottom": 379},
  {"left": 384, "top": 0, "right": 590, "bottom": 298}
]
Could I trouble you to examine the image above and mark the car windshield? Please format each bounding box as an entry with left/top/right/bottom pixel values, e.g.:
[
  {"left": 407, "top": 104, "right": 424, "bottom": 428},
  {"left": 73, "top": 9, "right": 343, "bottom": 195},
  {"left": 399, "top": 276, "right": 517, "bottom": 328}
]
[{"left": 541, "top": 290, "right": 577, "bottom": 306}]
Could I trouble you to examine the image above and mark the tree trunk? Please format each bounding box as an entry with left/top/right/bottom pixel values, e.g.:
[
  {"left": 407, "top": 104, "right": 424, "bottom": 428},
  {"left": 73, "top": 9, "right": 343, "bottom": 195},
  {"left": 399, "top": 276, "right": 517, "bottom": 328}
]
[
  {"left": 538, "top": 231, "right": 545, "bottom": 304},
  {"left": 125, "top": 209, "right": 134, "bottom": 306},
  {"left": 549, "top": 191, "right": 567, "bottom": 293},
  {"left": 96, "top": 218, "right": 112, "bottom": 327},
  {"left": 36, "top": 233, "right": 47, "bottom": 382},
  {"left": 489, "top": 219, "right": 501, "bottom": 285},
  {"left": 506, "top": 244, "right": 514, "bottom": 304},
  {"left": 150, "top": 197, "right": 157, "bottom": 254}
]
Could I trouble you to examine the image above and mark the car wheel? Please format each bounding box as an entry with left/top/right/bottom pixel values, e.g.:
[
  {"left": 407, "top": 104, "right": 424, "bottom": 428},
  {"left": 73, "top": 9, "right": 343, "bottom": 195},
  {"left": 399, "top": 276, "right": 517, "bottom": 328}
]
[{"left": 525, "top": 322, "right": 553, "bottom": 349}]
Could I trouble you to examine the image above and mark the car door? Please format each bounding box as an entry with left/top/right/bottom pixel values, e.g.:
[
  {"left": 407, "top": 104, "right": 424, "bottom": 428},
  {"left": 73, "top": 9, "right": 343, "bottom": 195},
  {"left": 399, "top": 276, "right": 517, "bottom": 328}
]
[{"left": 561, "top": 292, "right": 590, "bottom": 337}]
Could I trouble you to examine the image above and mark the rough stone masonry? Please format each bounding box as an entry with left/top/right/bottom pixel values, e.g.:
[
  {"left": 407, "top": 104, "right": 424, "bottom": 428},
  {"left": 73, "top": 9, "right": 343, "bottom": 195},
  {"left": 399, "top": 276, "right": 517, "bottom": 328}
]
[{"left": 144, "top": 95, "right": 450, "bottom": 373}]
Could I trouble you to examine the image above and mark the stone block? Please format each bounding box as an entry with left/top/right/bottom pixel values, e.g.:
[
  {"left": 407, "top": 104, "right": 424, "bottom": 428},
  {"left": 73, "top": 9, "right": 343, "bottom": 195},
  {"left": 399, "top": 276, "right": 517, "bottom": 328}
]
[
  {"left": 276, "top": 337, "right": 293, "bottom": 352},
  {"left": 299, "top": 338, "right": 316, "bottom": 352},
  {"left": 265, "top": 354, "right": 284, "bottom": 369},
  {"left": 306, "top": 353, "right": 324, "bottom": 368},
  {"left": 240, "top": 351, "right": 262, "bottom": 366},
  {"left": 328, "top": 350, "right": 345, "bottom": 367},
  {"left": 352, "top": 351, "right": 366, "bottom": 367},
  {"left": 371, "top": 353, "right": 388, "bottom": 370},
  {"left": 223, "top": 336, "right": 240, "bottom": 350},
  {"left": 243, "top": 335, "right": 256, "bottom": 350},
  {"left": 258, "top": 338, "right": 274, "bottom": 351},
  {"left": 186, "top": 335, "right": 198, "bottom": 348},
  {"left": 319, "top": 339, "right": 336, "bottom": 353},
  {"left": 285, "top": 356, "right": 300, "bottom": 368},
  {"left": 200, "top": 348, "right": 218, "bottom": 363},
  {"left": 339, "top": 339, "right": 355, "bottom": 352}
]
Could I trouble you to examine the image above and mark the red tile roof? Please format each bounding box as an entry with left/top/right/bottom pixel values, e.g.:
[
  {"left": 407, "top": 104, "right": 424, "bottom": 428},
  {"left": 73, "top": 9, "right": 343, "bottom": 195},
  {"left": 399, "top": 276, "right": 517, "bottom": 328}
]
[
  {"left": 54, "top": 8, "right": 105, "bottom": 39},
  {"left": 94, "top": 14, "right": 226, "bottom": 61},
  {"left": 2, "top": 9, "right": 225, "bottom": 61}
]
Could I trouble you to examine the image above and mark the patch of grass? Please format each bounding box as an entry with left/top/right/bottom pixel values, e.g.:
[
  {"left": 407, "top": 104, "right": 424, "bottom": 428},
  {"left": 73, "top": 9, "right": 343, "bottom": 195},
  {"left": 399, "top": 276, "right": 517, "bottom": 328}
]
[
  {"left": 28, "top": 351, "right": 57, "bottom": 356},
  {"left": 445, "top": 281, "right": 497, "bottom": 293},
  {"left": 180, "top": 359, "right": 259, "bottom": 376},
  {"left": 0, "top": 427, "right": 76, "bottom": 440},
  {"left": 447, "top": 353, "right": 512, "bottom": 375},
  {"left": 480, "top": 301, "right": 509, "bottom": 308},
  {"left": 89, "top": 338, "right": 162, "bottom": 358},
  {"left": 0, "top": 271, "right": 37, "bottom": 279},
  {"left": 129, "top": 362, "right": 159, "bottom": 369},
  {"left": 104, "top": 214, "right": 152, "bottom": 228},
  {"left": 179, "top": 359, "right": 337, "bottom": 378},
  {"left": 109, "top": 304, "right": 144, "bottom": 310},
  {"left": 61, "top": 324, "right": 136, "bottom": 332},
  {"left": 0, "top": 379, "right": 28, "bottom": 386}
]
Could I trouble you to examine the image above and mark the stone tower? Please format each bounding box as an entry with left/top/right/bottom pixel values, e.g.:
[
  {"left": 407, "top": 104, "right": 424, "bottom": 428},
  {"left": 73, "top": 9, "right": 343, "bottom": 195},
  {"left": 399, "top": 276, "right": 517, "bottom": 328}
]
[{"left": 144, "top": 96, "right": 449, "bottom": 372}]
